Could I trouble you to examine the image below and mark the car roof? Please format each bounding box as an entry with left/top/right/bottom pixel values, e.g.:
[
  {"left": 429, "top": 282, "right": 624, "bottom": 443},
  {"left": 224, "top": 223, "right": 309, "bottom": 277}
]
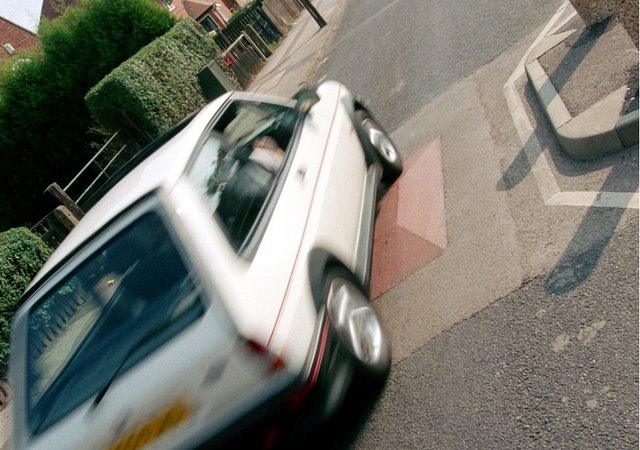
[{"left": 29, "top": 93, "right": 232, "bottom": 289}]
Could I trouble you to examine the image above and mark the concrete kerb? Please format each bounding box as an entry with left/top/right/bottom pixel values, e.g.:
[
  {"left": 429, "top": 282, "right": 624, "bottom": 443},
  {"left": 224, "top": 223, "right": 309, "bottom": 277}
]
[
  {"left": 525, "top": 31, "right": 639, "bottom": 160},
  {"left": 616, "top": 108, "right": 640, "bottom": 147}
]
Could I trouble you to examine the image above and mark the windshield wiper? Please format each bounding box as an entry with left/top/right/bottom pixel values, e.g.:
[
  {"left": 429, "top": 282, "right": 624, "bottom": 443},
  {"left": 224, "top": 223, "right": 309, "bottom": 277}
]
[
  {"left": 90, "top": 320, "right": 174, "bottom": 409},
  {"left": 90, "top": 297, "right": 204, "bottom": 409}
]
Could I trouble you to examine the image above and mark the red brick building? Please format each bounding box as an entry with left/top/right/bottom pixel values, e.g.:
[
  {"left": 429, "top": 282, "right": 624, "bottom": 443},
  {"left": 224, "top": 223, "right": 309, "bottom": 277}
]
[
  {"left": 158, "top": 0, "right": 246, "bottom": 33},
  {"left": 0, "top": 0, "right": 76, "bottom": 61},
  {"left": 0, "top": 18, "right": 38, "bottom": 61}
]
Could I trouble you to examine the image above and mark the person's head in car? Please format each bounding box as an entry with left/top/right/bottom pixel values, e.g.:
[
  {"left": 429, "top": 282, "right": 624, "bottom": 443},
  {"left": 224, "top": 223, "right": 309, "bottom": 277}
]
[{"left": 248, "top": 135, "right": 284, "bottom": 174}]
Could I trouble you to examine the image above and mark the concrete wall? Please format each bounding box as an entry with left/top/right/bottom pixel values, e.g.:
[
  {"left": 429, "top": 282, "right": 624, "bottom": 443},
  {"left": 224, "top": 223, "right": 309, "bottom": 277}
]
[{"left": 569, "top": 0, "right": 638, "bottom": 46}]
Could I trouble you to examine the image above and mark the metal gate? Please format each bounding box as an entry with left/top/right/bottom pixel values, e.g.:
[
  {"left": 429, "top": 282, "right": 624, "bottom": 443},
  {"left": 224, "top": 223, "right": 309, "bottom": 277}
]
[
  {"left": 215, "top": 3, "right": 282, "bottom": 57},
  {"left": 221, "top": 33, "right": 269, "bottom": 88},
  {"left": 215, "top": 0, "right": 304, "bottom": 89}
]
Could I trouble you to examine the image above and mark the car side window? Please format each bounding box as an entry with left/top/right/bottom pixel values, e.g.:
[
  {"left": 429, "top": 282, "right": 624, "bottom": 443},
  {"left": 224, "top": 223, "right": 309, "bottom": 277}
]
[{"left": 187, "top": 100, "right": 298, "bottom": 252}]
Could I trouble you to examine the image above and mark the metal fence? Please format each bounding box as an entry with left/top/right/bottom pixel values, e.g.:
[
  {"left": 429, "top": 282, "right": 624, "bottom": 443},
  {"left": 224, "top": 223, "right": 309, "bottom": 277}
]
[
  {"left": 221, "top": 33, "right": 269, "bottom": 88},
  {"left": 262, "top": 0, "right": 304, "bottom": 33},
  {"left": 64, "top": 130, "right": 140, "bottom": 211},
  {"left": 31, "top": 129, "right": 139, "bottom": 248},
  {"left": 31, "top": 209, "right": 70, "bottom": 249},
  {"left": 215, "top": 0, "right": 303, "bottom": 88},
  {"left": 215, "top": 2, "right": 283, "bottom": 56}
]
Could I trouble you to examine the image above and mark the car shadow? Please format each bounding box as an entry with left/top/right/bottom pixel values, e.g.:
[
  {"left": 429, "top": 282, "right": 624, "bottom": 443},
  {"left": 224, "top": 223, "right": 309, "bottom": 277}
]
[{"left": 294, "top": 379, "right": 387, "bottom": 449}]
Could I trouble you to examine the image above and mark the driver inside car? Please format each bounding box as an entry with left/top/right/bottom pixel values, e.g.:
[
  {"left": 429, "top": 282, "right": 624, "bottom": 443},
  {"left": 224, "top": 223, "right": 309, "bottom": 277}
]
[
  {"left": 248, "top": 135, "right": 284, "bottom": 174},
  {"left": 214, "top": 134, "right": 286, "bottom": 249}
]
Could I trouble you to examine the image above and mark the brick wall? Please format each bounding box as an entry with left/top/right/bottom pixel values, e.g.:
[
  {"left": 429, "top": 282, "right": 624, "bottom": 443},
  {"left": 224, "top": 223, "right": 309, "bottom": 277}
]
[
  {"left": 569, "top": 0, "right": 638, "bottom": 46},
  {"left": 0, "top": 18, "right": 39, "bottom": 61}
]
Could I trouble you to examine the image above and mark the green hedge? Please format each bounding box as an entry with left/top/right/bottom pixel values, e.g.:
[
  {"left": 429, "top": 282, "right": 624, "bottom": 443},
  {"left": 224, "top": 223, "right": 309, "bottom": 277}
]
[
  {"left": 0, "top": 0, "right": 175, "bottom": 230},
  {"left": 85, "top": 19, "right": 235, "bottom": 138},
  {"left": 0, "top": 228, "right": 52, "bottom": 376}
]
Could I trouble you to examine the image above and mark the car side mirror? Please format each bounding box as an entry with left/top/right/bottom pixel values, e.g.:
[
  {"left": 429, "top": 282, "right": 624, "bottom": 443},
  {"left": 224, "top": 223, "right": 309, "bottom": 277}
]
[{"left": 293, "top": 88, "right": 320, "bottom": 114}]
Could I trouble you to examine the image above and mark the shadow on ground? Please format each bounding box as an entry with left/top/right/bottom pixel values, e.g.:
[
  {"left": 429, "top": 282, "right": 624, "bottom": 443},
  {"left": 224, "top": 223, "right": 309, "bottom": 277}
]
[
  {"left": 545, "top": 17, "right": 612, "bottom": 93},
  {"left": 497, "top": 81, "right": 638, "bottom": 295},
  {"left": 289, "top": 381, "right": 385, "bottom": 450},
  {"left": 544, "top": 161, "right": 637, "bottom": 294}
]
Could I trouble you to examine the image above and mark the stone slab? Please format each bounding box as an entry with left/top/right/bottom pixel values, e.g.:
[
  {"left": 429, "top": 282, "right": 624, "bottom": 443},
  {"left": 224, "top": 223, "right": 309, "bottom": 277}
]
[{"left": 527, "top": 60, "right": 572, "bottom": 128}]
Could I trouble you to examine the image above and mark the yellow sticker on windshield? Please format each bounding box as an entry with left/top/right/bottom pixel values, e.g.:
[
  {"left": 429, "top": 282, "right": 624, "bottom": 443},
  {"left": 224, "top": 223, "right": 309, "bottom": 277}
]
[{"left": 106, "top": 398, "right": 194, "bottom": 450}]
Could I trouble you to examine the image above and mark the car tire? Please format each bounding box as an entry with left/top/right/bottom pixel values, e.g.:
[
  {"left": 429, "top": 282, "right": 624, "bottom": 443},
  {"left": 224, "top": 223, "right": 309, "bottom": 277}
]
[
  {"left": 324, "top": 266, "right": 391, "bottom": 383},
  {"left": 355, "top": 109, "right": 403, "bottom": 183}
]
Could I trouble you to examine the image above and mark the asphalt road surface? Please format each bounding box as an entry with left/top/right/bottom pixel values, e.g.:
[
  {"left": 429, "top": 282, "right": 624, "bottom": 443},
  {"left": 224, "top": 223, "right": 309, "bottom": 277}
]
[
  {"left": 356, "top": 219, "right": 638, "bottom": 448},
  {"left": 312, "top": 0, "right": 639, "bottom": 448},
  {"left": 316, "top": 0, "right": 564, "bottom": 133}
]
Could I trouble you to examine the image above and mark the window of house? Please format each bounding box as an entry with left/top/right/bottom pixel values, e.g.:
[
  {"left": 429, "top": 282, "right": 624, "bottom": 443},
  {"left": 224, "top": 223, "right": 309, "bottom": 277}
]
[
  {"left": 161, "top": 0, "right": 175, "bottom": 11},
  {"left": 187, "top": 101, "right": 299, "bottom": 252}
]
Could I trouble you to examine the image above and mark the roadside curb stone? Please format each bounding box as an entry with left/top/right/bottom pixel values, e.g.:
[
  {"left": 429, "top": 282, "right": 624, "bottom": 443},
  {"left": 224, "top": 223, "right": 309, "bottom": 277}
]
[
  {"left": 525, "top": 20, "right": 639, "bottom": 160},
  {"left": 616, "top": 109, "right": 640, "bottom": 148}
]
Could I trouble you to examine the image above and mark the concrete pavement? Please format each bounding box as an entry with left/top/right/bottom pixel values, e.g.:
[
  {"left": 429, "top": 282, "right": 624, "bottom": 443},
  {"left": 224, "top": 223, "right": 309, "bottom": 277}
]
[{"left": 248, "top": 0, "right": 347, "bottom": 96}]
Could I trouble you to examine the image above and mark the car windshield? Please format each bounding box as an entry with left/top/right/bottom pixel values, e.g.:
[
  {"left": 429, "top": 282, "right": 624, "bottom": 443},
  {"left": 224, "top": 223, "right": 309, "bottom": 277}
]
[{"left": 25, "top": 212, "right": 208, "bottom": 434}]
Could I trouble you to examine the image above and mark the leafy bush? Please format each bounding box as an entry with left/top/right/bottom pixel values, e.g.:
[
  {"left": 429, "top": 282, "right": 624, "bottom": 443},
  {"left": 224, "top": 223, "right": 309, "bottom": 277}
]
[
  {"left": 85, "top": 19, "right": 235, "bottom": 137},
  {"left": 0, "top": 0, "right": 175, "bottom": 230},
  {"left": 0, "top": 228, "right": 52, "bottom": 376}
]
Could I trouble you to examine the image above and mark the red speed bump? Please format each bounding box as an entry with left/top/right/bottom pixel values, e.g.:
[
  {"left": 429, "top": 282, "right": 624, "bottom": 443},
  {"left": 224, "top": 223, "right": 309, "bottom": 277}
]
[{"left": 370, "top": 138, "right": 447, "bottom": 299}]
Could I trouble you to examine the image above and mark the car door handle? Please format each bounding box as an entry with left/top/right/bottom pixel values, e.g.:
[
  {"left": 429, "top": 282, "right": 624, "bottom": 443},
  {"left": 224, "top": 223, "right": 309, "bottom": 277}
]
[{"left": 296, "top": 166, "right": 307, "bottom": 183}]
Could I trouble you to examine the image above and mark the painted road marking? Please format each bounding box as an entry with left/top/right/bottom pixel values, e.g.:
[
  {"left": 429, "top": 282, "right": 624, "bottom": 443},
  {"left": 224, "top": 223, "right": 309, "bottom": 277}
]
[
  {"left": 549, "top": 7, "right": 577, "bottom": 36},
  {"left": 548, "top": 191, "right": 639, "bottom": 209},
  {"left": 370, "top": 138, "right": 447, "bottom": 299},
  {"left": 503, "top": 1, "right": 638, "bottom": 210}
]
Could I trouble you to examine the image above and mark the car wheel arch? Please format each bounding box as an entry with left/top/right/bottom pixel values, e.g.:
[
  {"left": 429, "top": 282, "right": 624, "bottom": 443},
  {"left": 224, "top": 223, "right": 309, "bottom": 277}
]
[{"left": 307, "top": 248, "right": 354, "bottom": 312}]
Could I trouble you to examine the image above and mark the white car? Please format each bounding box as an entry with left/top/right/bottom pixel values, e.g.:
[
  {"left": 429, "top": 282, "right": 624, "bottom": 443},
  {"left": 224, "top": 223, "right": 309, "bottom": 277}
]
[{"left": 9, "top": 81, "right": 403, "bottom": 449}]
